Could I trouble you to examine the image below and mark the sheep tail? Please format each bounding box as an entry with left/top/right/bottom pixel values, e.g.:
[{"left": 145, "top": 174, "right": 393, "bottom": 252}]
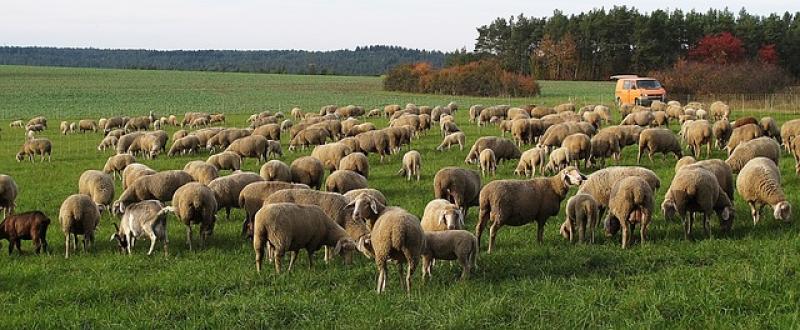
[{"left": 159, "top": 206, "right": 175, "bottom": 217}]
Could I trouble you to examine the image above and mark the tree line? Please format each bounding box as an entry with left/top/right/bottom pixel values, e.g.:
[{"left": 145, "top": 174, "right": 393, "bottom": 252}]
[
  {"left": 0, "top": 45, "right": 446, "bottom": 76},
  {"left": 458, "top": 7, "right": 800, "bottom": 80}
]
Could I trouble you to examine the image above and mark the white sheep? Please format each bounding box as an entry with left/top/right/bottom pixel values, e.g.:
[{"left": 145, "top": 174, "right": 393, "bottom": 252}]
[{"left": 111, "top": 200, "right": 171, "bottom": 256}]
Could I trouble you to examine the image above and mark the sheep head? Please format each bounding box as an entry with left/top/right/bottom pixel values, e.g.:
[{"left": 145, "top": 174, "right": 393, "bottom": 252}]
[
  {"left": 774, "top": 201, "right": 792, "bottom": 222},
  {"left": 661, "top": 199, "right": 678, "bottom": 222},
  {"left": 560, "top": 166, "right": 586, "bottom": 187},
  {"left": 439, "top": 206, "right": 464, "bottom": 231}
]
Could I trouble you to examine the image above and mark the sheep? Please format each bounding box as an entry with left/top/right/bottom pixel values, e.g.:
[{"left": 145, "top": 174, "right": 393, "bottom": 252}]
[
  {"left": 577, "top": 166, "right": 661, "bottom": 228},
  {"left": 476, "top": 167, "right": 585, "bottom": 252},
  {"left": 355, "top": 130, "right": 391, "bottom": 162},
  {"left": 514, "top": 147, "right": 547, "bottom": 178},
  {"left": 666, "top": 104, "right": 684, "bottom": 120},
  {"left": 589, "top": 131, "right": 621, "bottom": 168},
  {"left": 0, "top": 175, "right": 18, "bottom": 218},
  {"left": 239, "top": 181, "right": 310, "bottom": 235},
  {"left": 287, "top": 156, "right": 324, "bottom": 190},
  {"left": 253, "top": 203, "right": 355, "bottom": 273},
  {"left": 713, "top": 120, "right": 732, "bottom": 149},
  {"left": 433, "top": 167, "right": 481, "bottom": 219},
  {"left": 207, "top": 151, "right": 242, "bottom": 171},
  {"left": 543, "top": 147, "right": 569, "bottom": 174},
  {"left": 110, "top": 200, "right": 170, "bottom": 256},
  {"left": 464, "top": 136, "right": 521, "bottom": 164},
  {"left": 479, "top": 149, "right": 497, "bottom": 177},
  {"left": 725, "top": 137, "right": 781, "bottom": 173},
  {"left": 103, "top": 116, "right": 127, "bottom": 133},
  {"left": 792, "top": 141, "right": 800, "bottom": 174},
  {"left": 733, "top": 116, "right": 758, "bottom": 128},
  {"left": 606, "top": 177, "right": 654, "bottom": 248},
  {"left": 78, "top": 170, "right": 115, "bottom": 213},
  {"left": 347, "top": 123, "right": 377, "bottom": 137},
  {"left": 780, "top": 119, "right": 800, "bottom": 150},
  {"left": 9, "top": 120, "right": 24, "bottom": 128},
  {"left": 224, "top": 135, "right": 269, "bottom": 165},
  {"left": 311, "top": 143, "right": 352, "bottom": 173},
  {"left": 348, "top": 195, "right": 423, "bottom": 293},
  {"left": 563, "top": 193, "right": 599, "bottom": 243},
  {"left": 325, "top": 170, "right": 368, "bottom": 194},
  {"left": 114, "top": 170, "right": 194, "bottom": 209},
  {"left": 726, "top": 123, "right": 763, "bottom": 155},
  {"left": 435, "top": 132, "right": 466, "bottom": 152},
  {"left": 637, "top": 128, "right": 682, "bottom": 163},
  {"left": 167, "top": 135, "right": 201, "bottom": 157},
  {"left": 59, "top": 194, "right": 102, "bottom": 258},
  {"left": 675, "top": 157, "right": 735, "bottom": 201},
  {"left": 97, "top": 135, "right": 118, "bottom": 151},
  {"left": 169, "top": 182, "right": 218, "bottom": 250},
  {"left": 468, "top": 105, "right": 485, "bottom": 122},
  {"left": 338, "top": 152, "right": 369, "bottom": 178},
  {"left": 760, "top": 117, "right": 781, "bottom": 143},
  {"left": 662, "top": 167, "right": 735, "bottom": 239},
  {"left": 561, "top": 133, "right": 591, "bottom": 168},
  {"left": 396, "top": 150, "right": 421, "bottom": 181},
  {"left": 421, "top": 230, "right": 478, "bottom": 281},
  {"left": 78, "top": 119, "right": 97, "bottom": 133},
  {"left": 127, "top": 132, "right": 168, "bottom": 159},
  {"left": 259, "top": 160, "right": 292, "bottom": 182},
  {"left": 183, "top": 160, "right": 219, "bottom": 185},
  {"left": 440, "top": 121, "right": 460, "bottom": 138},
  {"left": 102, "top": 153, "right": 136, "bottom": 180},
  {"left": 651, "top": 111, "right": 669, "bottom": 127},
  {"left": 60, "top": 121, "right": 70, "bottom": 135},
  {"left": 384, "top": 126, "right": 414, "bottom": 153},
  {"left": 582, "top": 111, "right": 602, "bottom": 129},
  {"left": 121, "top": 163, "right": 155, "bottom": 191},
  {"left": 26, "top": 124, "right": 45, "bottom": 133},
  {"left": 682, "top": 120, "right": 713, "bottom": 158},
  {"left": 555, "top": 103, "right": 576, "bottom": 113},
  {"left": 593, "top": 105, "right": 611, "bottom": 123},
  {"left": 209, "top": 113, "right": 225, "bottom": 124},
  {"left": 16, "top": 138, "right": 52, "bottom": 162},
  {"left": 695, "top": 109, "right": 708, "bottom": 120},
  {"left": 281, "top": 119, "right": 293, "bottom": 132},
  {"left": 116, "top": 131, "right": 145, "bottom": 155},
  {"left": 600, "top": 125, "right": 643, "bottom": 148},
  {"left": 420, "top": 199, "right": 463, "bottom": 232},
  {"left": 207, "top": 171, "right": 262, "bottom": 221},
  {"left": 620, "top": 110, "right": 654, "bottom": 127},
  {"left": 710, "top": 101, "right": 730, "bottom": 120},
  {"left": 0, "top": 211, "right": 50, "bottom": 255},
  {"left": 27, "top": 116, "right": 47, "bottom": 129}
]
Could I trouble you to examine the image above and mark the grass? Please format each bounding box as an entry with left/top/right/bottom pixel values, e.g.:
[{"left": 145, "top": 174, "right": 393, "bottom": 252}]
[{"left": 0, "top": 65, "right": 800, "bottom": 328}]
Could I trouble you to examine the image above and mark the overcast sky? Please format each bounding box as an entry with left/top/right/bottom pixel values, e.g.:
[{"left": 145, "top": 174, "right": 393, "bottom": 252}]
[{"left": 3, "top": 0, "right": 798, "bottom": 51}]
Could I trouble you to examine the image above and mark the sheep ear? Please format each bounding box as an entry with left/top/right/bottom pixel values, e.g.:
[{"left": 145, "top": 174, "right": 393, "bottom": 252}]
[
  {"left": 109, "top": 233, "right": 116, "bottom": 241},
  {"left": 438, "top": 211, "right": 447, "bottom": 225},
  {"left": 345, "top": 200, "right": 357, "bottom": 208},
  {"left": 369, "top": 199, "right": 378, "bottom": 214},
  {"left": 333, "top": 240, "right": 343, "bottom": 256}
]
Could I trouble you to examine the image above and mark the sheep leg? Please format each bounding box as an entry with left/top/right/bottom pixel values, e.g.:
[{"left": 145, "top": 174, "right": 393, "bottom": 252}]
[
  {"left": 421, "top": 256, "right": 432, "bottom": 280},
  {"left": 577, "top": 217, "right": 586, "bottom": 244},
  {"left": 64, "top": 233, "right": 70, "bottom": 259},
  {"left": 376, "top": 261, "right": 387, "bottom": 293},
  {"left": 749, "top": 202, "right": 759, "bottom": 225},
  {"left": 459, "top": 255, "right": 470, "bottom": 281},
  {"left": 488, "top": 220, "right": 501, "bottom": 254},
  {"left": 536, "top": 220, "right": 545, "bottom": 244},
  {"left": 8, "top": 238, "right": 16, "bottom": 255},
  {"left": 307, "top": 250, "right": 315, "bottom": 270},
  {"left": 287, "top": 251, "right": 297, "bottom": 272},
  {"left": 185, "top": 226, "right": 193, "bottom": 251},
  {"left": 702, "top": 213, "right": 711, "bottom": 238},
  {"left": 397, "top": 262, "right": 405, "bottom": 290},
  {"left": 275, "top": 251, "right": 284, "bottom": 274},
  {"left": 147, "top": 235, "right": 157, "bottom": 256},
  {"left": 323, "top": 246, "right": 330, "bottom": 264},
  {"left": 621, "top": 220, "right": 630, "bottom": 249},
  {"left": 636, "top": 146, "right": 643, "bottom": 164},
  {"left": 404, "top": 253, "right": 416, "bottom": 295}
]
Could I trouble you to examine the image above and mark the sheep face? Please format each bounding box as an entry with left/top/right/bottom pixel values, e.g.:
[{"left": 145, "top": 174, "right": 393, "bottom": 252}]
[
  {"left": 774, "top": 202, "right": 792, "bottom": 222},
  {"left": 109, "top": 223, "right": 127, "bottom": 253},
  {"left": 718, "top": 206, "right": 735, "bottom": 232},
  {"left": 560, "top": 167, "right": 586, "bottom": 186},
  {"left": 439, "top": 208, "right": 464, "bottom": 230},
  {"left": 356, "top": 235, "right": 374, "bottom": 259},
  {"left": 661, "top": 199, "right": 677, "bottom": 221},
  {"left": 348, "top": 194, "right": 380, "bottom": 226},
  {"left": 334, "top": 238, "right": 357, "bottom": 264}
]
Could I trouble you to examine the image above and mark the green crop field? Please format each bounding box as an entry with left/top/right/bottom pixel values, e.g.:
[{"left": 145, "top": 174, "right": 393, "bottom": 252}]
[{"left": 0, "top": 65, "right": 799, "bottom": 328}]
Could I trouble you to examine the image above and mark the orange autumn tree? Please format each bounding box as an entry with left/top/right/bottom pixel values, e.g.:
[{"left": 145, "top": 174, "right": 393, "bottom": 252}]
[{"left": 384, "top": 60, "right": 539, "bottom": 97}]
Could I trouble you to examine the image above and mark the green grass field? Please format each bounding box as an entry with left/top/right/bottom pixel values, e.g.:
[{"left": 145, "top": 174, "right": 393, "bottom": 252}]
[{"left": 1, "top": 65, "right": 799, "bottom": 328}]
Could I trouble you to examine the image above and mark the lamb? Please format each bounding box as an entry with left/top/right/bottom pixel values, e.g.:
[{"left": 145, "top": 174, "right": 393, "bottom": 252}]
[
  {"left": 563, "top": 193, "right": 599, "bottom": 243},
  {"left": 543, "top": 147, "right": 569, "bottom": 174},
  {"left": 311, "top": 142, "right": 352, "bottom": 173},
  {"left": 290, "top": 156, "right": 325, "bottom": 190},
  {"left": 713, "top": 120, "right": 732, "bottom": 149},
  {"left": 433, "top": 167, "right": 481, "bottom": 218},
  {"left": 561, "top": 133, "right": 591, "bottom": 168},
  {"left": 662, "top": 167, "right": 735, "bottom": 239},
  {"left": 169, "top": 182, "right": 218, "bottom": 250},
  {"left": 16, "top": 138, "right": 52, "bottom": 162},
  {"left": 183, "top": 160, "right": 219, "bottom": 185},
  {"left": 421, "top": 230, "right": 478, "bottom": 281},
  {"left": 338, "top": 152, "right": 369, "bottom": 178},
  {"left": 737, "top": 157, "right": 791, "bottom": 225},
  {"left": 102, "top": 153, "right": 136, "bottom": 180},
  {"left": 589, "top": 131, "right": 621, "bottom": 168},
  {"left": 479, "top": 149, "right": 497, "bottom": 177},
  {"left": 0, "top": 211, "right": 50, "bottom": 255},
  {"left": 59, "top": 194, "right": 102, "bottom": 258},
  {"left": 253, "top": 203, "right": 356, "bottom": 273},
  {"left": 78, "top": 170, "right": 115, "bottom": 212},
  {"left": 710, "top": 101, "right": 730, "bottom": 120},
  {"left": 348, "top": 195, "right": 424, "bottom": 293},
  {"left": 260, "top": 160, "right": 292, "bottom": 182},
  {"left": 207, "top": 151, "right": 242, "bottom": 171},
  {"left": 114, "top": 170, "right": 194, "bottom": 209},
  {"left": 726, "top": 123, "right": 763, "bottom": 155},
  {"left": 476, "top": 167, "right": 585, "bottom": 252},
  {"left": 606, "top": 177, "right": 654, "bottom": 248},
  {"left": 110, "top": 200, "right": 170, "bottom": 256},
  {"left": 325, "top": 170, "right": 368, "bottom": 194},
  {"left": 121, "top": 163, "right": 155, "bottom": 190},
  {"left": 97, "top": 135, "right": 118, "bottom": 151},
  {"left": 397, "top": 150, "right": 421, "bottom": 181},
  {"left": 637, "top": 128, "right": 682, "bottom": 163},
  {"left": 725, "top": 137, "right": 781, "bottom": 173},
  {"left": 0, "top": 175, "right": 18, "bottom": 218},
  {"left": 437, "top": 132, "right": 466, "bottom": 151},
  {"left": 675, "top": 157, "right": 735, "bottom": 201},
  {"left": 420, "top": 199, "right": 463, "bottom": 232},
  {"left": 682, "top": 120, "right": 713, "bottom": 158},
  {"left": 514, "top": 147, "right": 547, "bottom": 178},
  {"left": 464, "top": 136, "right": 521, "bottom": 164},
  {"left": 760, "top": 116, "right": 781, "bottom": 143},
  {"left": 207, "top": 171, "right": 263, "bottom": 220}
]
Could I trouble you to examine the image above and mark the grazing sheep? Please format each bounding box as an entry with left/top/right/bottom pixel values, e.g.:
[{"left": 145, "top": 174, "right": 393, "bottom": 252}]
[
  {"left": 355, "top": 130, "right": 391, "bottom": 162},
  {"left": 561, "top": 133, "right": 591, "bottom": 168},
  {"left": 102, "top": 153, "right": 136, "bottom": 180},
  {"left": 346, "top": 123, "right": 377, "bottom": 137},
  {"left": 589, "top": 131, "right": 621, "bottom": 168},
  {"left": 578, "top": 166, "right": 661, "bottom": 231},
  {"left": 514, "top": 147, "right": 547, "bottom": 178},
  {"left": 710, "top": 101, "right": 730, "bottom": 120},
  {"left": 325, "top": 170, "right": 368, "bottom": 194},
  {"left": 393, "top": 150, "right": 421, "bottom": 181},
  {"left": 121, "top": 163, "right": 155, "bottom": 191},
  {"left": 780, "top": 119, "right": 800, "bottom": 151},
  {"left": 114, "top": 170, "right": 194, "bottom": 209},
  {"left": 110, "top": 200, "right": 170, "bottom": 256},
  {"left": 421, "top": 230, "right": 478, "bottom": 281},
  {"left": 433, "top": 167, "right": 481, "bottom": 219},
  {"left": 607, "top": 177, "right": 654, "bottom": 248},
  {"left": 208, "top": 171, "right": 262, "bottom": 220},
  {"left": 78, "top": 119, "right": 98, "bottom": 133},
  {"left": 207, "top": 151, "right": 242, "bottom": 171},
  {"left": 281, "top": 119, "right": 293, "bottom": 132},
  {"left": 225, "top": 135, "right": 269, "bottom": 165},
  {"left": 290, "top": 156, "right": 325, "bottom": 190},
  {"left": 0, "top": 211, "right": 50, "bottom": 255},
  {"left": 737, "top": 157, "right": 792, "bottom": 225},
  {"left": 476, "top": 167, "right": 586, "bottom": 252},
  {"left": 465, "top": 136, "right": 521, "bottom": 164},
  {"left": 725, "top": 137, "right": 781, "bottom": 173},
  {"left": 78, "top": 170, "right": 115, "bottom": 212},
  {"left": 253, "top": 203, "right": 355, "bottom": 273},
  {"left": 59, "top": 194, "right": 102, "bottom": 258},
  {"left": 338, "top": 152, "right": 369, "bottom": 178},
  {"left": 682, "top": 120, "right": 713, "bottom": 158},
  {"left": 252, "top": 123, "right": 281, "bottom": 141},
  {"left": 662, "top": 167, "right": 734, "bottom": 239},
  {"left": 563, "top": 193, "right": 599, "bottom": 243},
  {"left": 97, "top": 135, "right": 118, "bottom": 151},
  {"left": 760, "top": 117, "right": 781, "bottom": 143},
  {"left": 479, "top": 149, "right": 496, "bottom": 177},
  {"left": 311, "top": 143, "right": 352, "bottom": 173},
  {"left": 9, "top": 120, "right": 24, "bottom": 128},
  {"left": 183, "top": 160, "right": 219, "bottom": 185},
  {"left": 420, "top": 199, "right": 463, "bottom": 232},
  {"left": 726, "top": 123, "right": 763, "bottom": 155},
  {"left": 16, "top": 138, "right": 52, "bottom": 162},
  {"left": 0, "top": 175, "right": 18, "bottom": 218},
  {"left": 713, "top": 120, "right": 732, "bottom": 150},
  {"left": 437, "top": 132, "right": 466, "bottom": 151},
  {"left": 620, "top": 111, "right": 654, "bottom": 127},
  {"left": 239, "top": 181, "right": 310, "bottom": 235},
  {"left": 675, "top": 157, "right": 735, "bottom": 201},
  {"left": 260, "top": 160, "right": 292, "bottom": 182},
  {"left": 637, "top": 128, "right": 682, "bottom": 163},
  {"left": 168, "top": 135, "right": 201, "bottom": 157},
  {"left": 733, "top": 116, "right": 758, "bottom": 128},
  {"left": 170, "top": 182, "right": 218, "bottom": 250},
  {"left": 27, "top": 116, "right": 47, "bottom": 129},
  {"left": 543, "top": 147, "right": 569, "bottom": 174},
  {"left": 60, "top": 121, "right": 69, "bottom": 135},
  {"left": 116, "top": 131, "right": 145, "bottom": 155}
]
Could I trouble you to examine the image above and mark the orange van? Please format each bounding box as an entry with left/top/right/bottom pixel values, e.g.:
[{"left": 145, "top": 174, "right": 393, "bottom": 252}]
[{"left": 612, "top": 75, "right": 667, "bottom": 106}]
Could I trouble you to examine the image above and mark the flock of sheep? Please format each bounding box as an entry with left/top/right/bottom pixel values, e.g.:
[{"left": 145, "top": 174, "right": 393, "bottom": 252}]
[{"left": 0, "top": 99, "right": 798, "bottom": 294}]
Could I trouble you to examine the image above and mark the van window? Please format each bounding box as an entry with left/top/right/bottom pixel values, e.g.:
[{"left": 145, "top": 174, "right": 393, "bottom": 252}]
[
  {"left": 623, "top": 80, "right": 633, "bottom": 90},
  {"left": 637, "top": 80, "right": 662, "bottom": 89}
]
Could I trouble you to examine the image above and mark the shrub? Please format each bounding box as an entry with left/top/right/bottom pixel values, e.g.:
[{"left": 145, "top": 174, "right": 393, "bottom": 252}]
[
  {"left": 384, "top": 60, "right": 540, "bottom": 97},
  {"left": 650, "top": 59, "right": 793, "bottom": 95}
]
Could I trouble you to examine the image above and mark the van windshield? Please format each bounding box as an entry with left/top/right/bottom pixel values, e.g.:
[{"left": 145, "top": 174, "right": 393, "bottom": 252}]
[{"left": 637, "top": 80, "right": 662, "bottom": 89}]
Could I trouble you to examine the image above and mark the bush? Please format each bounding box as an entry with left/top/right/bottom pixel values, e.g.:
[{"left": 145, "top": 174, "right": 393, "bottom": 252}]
[
  {"left": 650, "top": 59, "right": 793, "bottom": 95},
  {"left": 384, "top": 60, "right": 540, "bottom": 97}
]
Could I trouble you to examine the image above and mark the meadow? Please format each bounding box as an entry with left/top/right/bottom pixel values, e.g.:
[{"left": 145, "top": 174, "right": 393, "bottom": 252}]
[{"left": 0, "top": 65, "right": 799, "bottom": 328}]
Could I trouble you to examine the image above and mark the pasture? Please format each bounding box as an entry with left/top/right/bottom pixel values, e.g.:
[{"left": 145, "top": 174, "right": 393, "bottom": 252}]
[{"left": 0, "top": 65, "right": 799, "bottom": 328}]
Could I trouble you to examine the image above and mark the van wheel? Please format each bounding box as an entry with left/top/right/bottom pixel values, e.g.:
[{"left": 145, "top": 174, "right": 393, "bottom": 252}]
[{"left": 634, "top": 98, "right": 642, "bottom": 106}]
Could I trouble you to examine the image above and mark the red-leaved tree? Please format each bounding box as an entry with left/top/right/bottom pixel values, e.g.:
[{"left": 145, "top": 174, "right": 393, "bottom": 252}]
[
  {"left": 758, "top": 44, "right": 779, "bottom": 65},
  {"left": 688, "top": 32, "right": 745, "bottom": 65}
]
